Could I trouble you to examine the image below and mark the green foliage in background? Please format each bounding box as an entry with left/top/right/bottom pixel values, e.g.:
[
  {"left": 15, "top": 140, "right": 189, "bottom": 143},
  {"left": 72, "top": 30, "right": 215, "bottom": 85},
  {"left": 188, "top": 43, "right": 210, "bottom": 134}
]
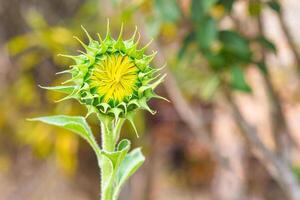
[{"left": 172, "top": 0, "right": 281, "bottom": 101}]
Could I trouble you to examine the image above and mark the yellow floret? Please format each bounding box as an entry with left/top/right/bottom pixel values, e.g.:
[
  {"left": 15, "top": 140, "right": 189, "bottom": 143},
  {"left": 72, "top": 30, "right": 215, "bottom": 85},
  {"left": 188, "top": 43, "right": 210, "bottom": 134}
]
[{"left": 90, "top": 54, "right": 138, "bottom": 103}]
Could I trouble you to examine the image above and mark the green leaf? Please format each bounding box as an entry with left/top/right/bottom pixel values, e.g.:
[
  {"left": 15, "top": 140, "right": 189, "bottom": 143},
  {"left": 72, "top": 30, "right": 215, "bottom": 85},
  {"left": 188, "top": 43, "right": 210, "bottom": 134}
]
[
  {"left": 100, "top": 139, "right": 131, "bottom": 199},
  {"left": 178, "top": 32, "right": 195, "bottom": 60},
  {"left": 203, "top": 51, "right": 225, "bottom": 70},
  {"left": 219, "top": 30, "right": 252, "bottom": 62},
  {"left": 39, "top": 85, "right": 77, "bottom": 94},
  {"left": 196, "top": 17, "right": 218, "bottom": 49},
  {"left": 100, "top": 154, "right": 114, "bottom": 197},
  {"left": 101, "top": 139, "right": 131, "bottom": 170},
  {"left": 98, "top": 140, "right": 143, "bottom": 199},
  {"left": 256, "top": 36, "right": 277, "bottom": 53},
  {"left": 230, "top": 66, "right": 252, "bottom": 92},
  {"left": 191, "top": 0, "right": 217, "bottom": 21},
  {"left": 256, "top": 61, "right": 268, "bottom": 75},
  {"left": 267, "top": 0, "right": 281, "bottom": 13},
  {"left": 114, "top": 148, "right": 145, "bottom": 197},
  {"left": 28, "top": 115, "right": 100, "bottom": 156},
  {"left": 155, "top": 0, "right": 180, "bottom": 23}
]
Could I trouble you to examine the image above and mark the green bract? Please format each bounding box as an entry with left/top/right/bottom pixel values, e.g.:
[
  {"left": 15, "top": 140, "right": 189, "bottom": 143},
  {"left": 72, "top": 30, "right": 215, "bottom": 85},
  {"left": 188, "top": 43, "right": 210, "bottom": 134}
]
[{"left": 45, "top": 23, "right": 165, "bottom": 121}]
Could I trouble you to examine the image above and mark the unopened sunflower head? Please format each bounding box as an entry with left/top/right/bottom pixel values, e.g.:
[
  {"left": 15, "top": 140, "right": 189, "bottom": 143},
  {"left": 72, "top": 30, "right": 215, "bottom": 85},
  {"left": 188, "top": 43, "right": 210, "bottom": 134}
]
[{"left": 49, "top": 23, "right": 166, "bottom": 120}]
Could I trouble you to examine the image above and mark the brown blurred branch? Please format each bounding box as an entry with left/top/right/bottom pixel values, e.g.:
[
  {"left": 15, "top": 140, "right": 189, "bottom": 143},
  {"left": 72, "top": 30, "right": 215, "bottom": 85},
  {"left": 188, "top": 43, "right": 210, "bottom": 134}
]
[
  {"left": 223, "top": 88, "right": 300, "bottom": 200},
  {"left": 231, "top": 0, "right": 294, "bottom": 160},
  {"left": 257, "top": 11, "right": 292, "bottom": 161},
  {"left": 231, "top": 2, "right": 299, "bottom": 197},
  {"left": 277, "top": 5, "right": 300, "bottom": 71}
]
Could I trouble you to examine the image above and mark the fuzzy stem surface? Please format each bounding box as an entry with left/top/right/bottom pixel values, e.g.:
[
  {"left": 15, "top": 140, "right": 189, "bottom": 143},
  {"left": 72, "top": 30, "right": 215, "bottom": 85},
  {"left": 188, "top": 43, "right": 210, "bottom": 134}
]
[{"left": 100, "top": 118, "right": 115, "bottom": 200}]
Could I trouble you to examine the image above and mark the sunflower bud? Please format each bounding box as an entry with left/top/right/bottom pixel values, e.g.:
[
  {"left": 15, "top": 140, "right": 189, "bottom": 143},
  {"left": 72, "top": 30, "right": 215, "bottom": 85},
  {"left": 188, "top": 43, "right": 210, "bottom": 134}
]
[{"left": 52, "top": 23, "right": 165, "bottom": 120}]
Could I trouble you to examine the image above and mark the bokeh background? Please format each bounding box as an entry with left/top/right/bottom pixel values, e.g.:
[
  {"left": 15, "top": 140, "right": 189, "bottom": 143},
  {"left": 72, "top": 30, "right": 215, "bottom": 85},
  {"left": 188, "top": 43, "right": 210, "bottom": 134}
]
[{"left": 1, "top": 0, "right": 300, "bottom": 199}]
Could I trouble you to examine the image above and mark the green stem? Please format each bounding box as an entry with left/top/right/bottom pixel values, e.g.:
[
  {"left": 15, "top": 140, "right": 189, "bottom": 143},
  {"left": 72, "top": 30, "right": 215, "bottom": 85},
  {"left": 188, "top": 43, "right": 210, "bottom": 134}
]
[
  {"left": 101, "top": 118, "right": 115, "bottom": 152},
  {"left": 99, "top": 117, "right": 125, "bottom": 200},
  {"left": 113, "top": 118, "right": 125, "bottom": 144},
  {"left": 100, "top": 161, "right": 114, "bottom": 200},
  {"left": 100, "top": 117, "right": 115, "bottom": 200}
]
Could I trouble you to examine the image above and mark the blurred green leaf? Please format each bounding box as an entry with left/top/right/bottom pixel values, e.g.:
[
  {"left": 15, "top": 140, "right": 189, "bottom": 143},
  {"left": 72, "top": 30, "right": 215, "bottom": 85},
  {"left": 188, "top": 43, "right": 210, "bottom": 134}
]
[
  {"left": 178, "top": 32, "right": 196, "bottom": 60},
  {"left": 230, "top": 66, "right": 252, "bottom": 92},
  {"left": 256, "top": 36, "right": 277, "bottom": 53},
  {"left": 256, "top": 61, "right": 268, "bottom": 75},
  {"left": 219, "top": 30, "right": 252, "bottom": 62},
  {"left": 196, "top": 17, "right": 218, "bottom": 50},
  {"left": 204, "top": 51, "right": 225, "bottom": 71},
  {"left": 267, "top": 0, "right": 281, "bottom": 13},
  {"left": 191, "top": 0, "right": 217, "bottom": 21},
  {"left": 155, "top": 0, "right": 180, "bottom": 23}
]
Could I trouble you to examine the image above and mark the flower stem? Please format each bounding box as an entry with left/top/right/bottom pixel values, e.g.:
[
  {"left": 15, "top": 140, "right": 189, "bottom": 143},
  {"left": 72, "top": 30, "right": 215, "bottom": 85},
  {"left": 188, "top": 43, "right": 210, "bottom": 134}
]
[
  {"left": 101, "top": 118, "right": 115, "bottom": 152},
  {"left": 100, "top": 117, "right": 115, "bottom": 200},
  {"left": 98, "top": 116, "right": 126, "bottom": 200}
]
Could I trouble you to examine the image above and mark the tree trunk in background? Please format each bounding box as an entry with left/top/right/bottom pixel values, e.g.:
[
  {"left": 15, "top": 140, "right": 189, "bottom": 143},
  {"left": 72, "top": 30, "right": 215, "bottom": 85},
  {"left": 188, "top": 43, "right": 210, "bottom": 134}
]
[
  {"left": 224, "top": 88, "right": 300, "bottom": 200},
  {"left": 212, "top": 106, "right": 247, "bottom": 200},
  {"left": 277, "top": 4, "right": 300, "bottom": 72},
  {"left": 257, "top": 11, "right": 292, "bottom": 163}
]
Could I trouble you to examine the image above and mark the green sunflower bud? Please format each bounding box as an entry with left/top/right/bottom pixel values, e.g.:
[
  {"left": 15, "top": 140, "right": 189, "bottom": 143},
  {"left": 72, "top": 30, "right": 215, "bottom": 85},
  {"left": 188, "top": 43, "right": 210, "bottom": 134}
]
[{"left": 53, "top": 23, "right": 165, "bottom": 120}]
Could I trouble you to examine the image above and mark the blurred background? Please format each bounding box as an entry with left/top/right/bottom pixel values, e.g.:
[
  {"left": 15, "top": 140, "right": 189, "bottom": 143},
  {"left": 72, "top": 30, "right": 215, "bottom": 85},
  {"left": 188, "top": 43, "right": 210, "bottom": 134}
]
[{"left": 1, "top": 0, "right": 300, "bottom": 199}]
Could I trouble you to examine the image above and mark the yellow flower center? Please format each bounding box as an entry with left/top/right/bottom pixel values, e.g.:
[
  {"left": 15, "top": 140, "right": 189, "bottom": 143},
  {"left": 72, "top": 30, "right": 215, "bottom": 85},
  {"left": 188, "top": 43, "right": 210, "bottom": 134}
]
[{"left": 90, "top": 54, "right": 138, "bottom": 103}]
